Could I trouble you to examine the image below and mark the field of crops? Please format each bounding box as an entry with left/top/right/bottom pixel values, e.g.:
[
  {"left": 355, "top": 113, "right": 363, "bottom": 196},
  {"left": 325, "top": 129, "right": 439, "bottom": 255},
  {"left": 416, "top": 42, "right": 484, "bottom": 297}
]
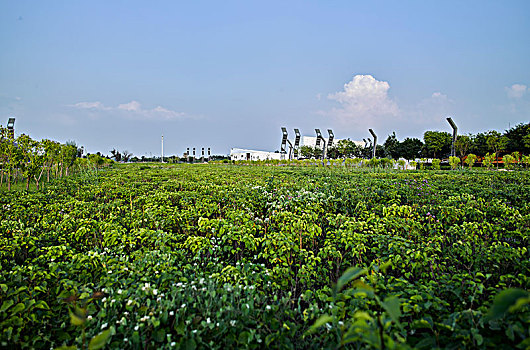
[{"left": 1, "top": 164, "right": 529, "bottom": 349}]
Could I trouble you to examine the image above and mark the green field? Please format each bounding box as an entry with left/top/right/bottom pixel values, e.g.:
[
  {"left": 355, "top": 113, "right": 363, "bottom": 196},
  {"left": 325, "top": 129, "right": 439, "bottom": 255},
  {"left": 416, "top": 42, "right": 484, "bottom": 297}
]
[{"left": 1, "top": 164, "right": 529, "bottom": 349}]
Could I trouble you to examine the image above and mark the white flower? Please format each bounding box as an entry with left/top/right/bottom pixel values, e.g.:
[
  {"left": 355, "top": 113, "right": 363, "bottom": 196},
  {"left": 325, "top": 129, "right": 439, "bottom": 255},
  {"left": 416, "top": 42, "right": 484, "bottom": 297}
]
[
  {"left": 265, "top": 305, "right": 271, "bottom": 310},
  {"left": 170, "top": 342, "right": 176, "bottom": 347},
  {"left": 192, "top": 330, "right": 197, "bottom": 334},
  {"left": 87, "top": 315, "right": 93, "bottom": 320},
  {"left": 124, "top": 338, "right": 128, "bottom": 342},
  {"left": 230, "top": 320, "right": 236, "bottom": 326},
  {"left": 216, "top": 322, "right": 220, "bottom": 327},
  {"left": 111, "top": 299, "right": 116, "bottom": 303},
  {"left": 102, "top": 297, "right": 107, "bottom": 303},
  {"left": 181, "top": 304, "right": 186, "bottom": 308},
  {"left": 127, "top": 300, "right": 133, "bottom": 306},
  {"left": 101, "top": 323, "right": 108, "bottom": 329},
  {"left": 117, "top": 289, "right": 122, "bottom": 294},
  {"left": 108, "top": 270, "right": 112, "bottom": 274},
  {"left": 134, "top": 325, "right": 139, "bottom": 331},
  {"left": 169, "top": 311, "right": 174, "bottom": 316},
  {"left": 206, "top": 317, "right": 211, "bottom": 324}
]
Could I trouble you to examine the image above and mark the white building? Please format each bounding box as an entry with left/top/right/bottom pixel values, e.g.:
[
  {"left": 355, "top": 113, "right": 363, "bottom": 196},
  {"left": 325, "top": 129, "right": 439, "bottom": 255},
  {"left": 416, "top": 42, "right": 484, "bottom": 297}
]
[{"left": 230, "top": 148, "right": 282, "bottom": 161}]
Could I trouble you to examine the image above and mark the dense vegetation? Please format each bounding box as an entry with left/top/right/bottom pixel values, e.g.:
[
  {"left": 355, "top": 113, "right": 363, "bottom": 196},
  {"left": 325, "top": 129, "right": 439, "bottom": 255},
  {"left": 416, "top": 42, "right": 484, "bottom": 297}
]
[
  {"left": 300, "top": 123, "right": 530, "bottom": 163},
  {"left": 1, "top": 164, "right": 528, "bottom": 349}
]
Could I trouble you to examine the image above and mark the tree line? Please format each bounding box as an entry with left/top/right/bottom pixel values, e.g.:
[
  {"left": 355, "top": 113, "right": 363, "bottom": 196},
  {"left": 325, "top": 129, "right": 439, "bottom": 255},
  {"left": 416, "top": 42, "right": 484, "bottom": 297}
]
[
  {"left": 0, "top": 126, "right": 112, "bottom": 191},
  {"left": 299, "top": 123, "right": 530, "bottom": 164}
]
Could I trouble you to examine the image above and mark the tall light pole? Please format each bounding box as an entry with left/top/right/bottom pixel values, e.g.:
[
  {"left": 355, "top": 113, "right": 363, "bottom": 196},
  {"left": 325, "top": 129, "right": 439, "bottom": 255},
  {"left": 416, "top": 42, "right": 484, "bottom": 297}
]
[
  {"left": 7, "top": 117, "right": 15, "bottom": 137},
  {"left": 161, "top": 135, "right": 164, "bottom": 163},
  {"left": 446, "top": 117, "right": 457, "bottom": 157},
  {"left": 369, "top": 129, "right": 377, "bottom": 159}
]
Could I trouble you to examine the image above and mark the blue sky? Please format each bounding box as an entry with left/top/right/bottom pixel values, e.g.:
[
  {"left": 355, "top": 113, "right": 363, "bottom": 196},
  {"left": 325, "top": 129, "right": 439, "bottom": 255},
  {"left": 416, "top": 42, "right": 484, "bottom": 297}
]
[{"left": 1, "top": 1, "right": 529, "bottom": 156}]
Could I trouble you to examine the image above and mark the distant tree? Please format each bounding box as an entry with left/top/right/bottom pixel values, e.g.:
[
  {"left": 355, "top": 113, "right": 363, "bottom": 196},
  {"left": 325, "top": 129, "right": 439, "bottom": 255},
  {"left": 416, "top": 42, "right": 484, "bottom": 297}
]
[
  {"left": 423, "top": 131, "right": 451, "bottom": 158},
  {"left": 299, "top": 145, "right": 315, "bottom": 159},
  {"left": 375, "top": 144, "right": 385, "bottom": 158},
  {"left": 110, "top": 149, "right": 122, "bottom": 162},
  {"left": 335, "top": 139, "right": 361, "bottom": 158},
  {"left": 122, "top": 150, "right": 133, "bottom": 163},
  {"left": 400, "top": 138, "right": 423, "bottom": 160},
  {"left": 504, "top": 123, "right": 530, "bottom": 154},
  {"left": 383, "top": 132, "right": 400, "bottom": 160},
  {"left": 469, "top": 132, "right": 489, "bottom": 157}
]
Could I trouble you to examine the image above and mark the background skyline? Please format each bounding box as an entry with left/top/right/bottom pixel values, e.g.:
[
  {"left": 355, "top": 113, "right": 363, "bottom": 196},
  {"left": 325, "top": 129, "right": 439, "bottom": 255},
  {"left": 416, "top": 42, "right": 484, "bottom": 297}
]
[{"left": 1, "top": 1, "right": 529, "bottom": 157}]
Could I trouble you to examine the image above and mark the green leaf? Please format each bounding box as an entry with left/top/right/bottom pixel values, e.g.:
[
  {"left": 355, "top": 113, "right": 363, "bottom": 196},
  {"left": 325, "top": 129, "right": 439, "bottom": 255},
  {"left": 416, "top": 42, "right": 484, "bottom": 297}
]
[
  {"left": 69, "top": 308, "right": 86, "bottom": 326},
  {"left": 381, "top": 296, "right": 402, "bottom": 328},
  {"left": 486, "top": 288, "right": 529, "bottom": 321},
  {"left": 306, "top": 314, "right": 333, "bottom": 334},
  {"left": 0, "top": 300, "right": 14, "bottom": 313},
  {"left": 335, "top": 267, "right": 367, "bottom": 293},
  {"left": 0, "top": 284, "right": 7, "bottom": 293},
  {"left": 88, "top": 329, "right": 111, "bottom": 350},
  {"left": 10, "top": 302, "right": 25, "bottom": 315},
  {"left": 54, "top": 346, "right": 77, "bottom": 350},
  {"left": 34, "top": 300, "right": 50, "bottom": 310}
]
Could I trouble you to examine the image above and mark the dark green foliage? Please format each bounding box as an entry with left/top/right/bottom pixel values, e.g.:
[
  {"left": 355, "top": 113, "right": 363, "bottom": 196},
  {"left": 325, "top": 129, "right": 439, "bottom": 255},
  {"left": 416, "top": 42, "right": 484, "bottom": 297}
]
[{"left": 0, "top": 164, "right": 529, "bottom": 349}]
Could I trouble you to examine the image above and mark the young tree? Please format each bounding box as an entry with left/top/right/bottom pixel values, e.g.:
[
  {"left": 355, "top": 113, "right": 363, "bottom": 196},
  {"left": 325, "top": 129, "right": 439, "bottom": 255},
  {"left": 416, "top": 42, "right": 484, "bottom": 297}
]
[
  {"left": 455, "top": 135, "right": 472, "bottom": 164},
  {"left": 61, "top": 142, "right": 79, "bottom": 176},
  {"left": 17, "top": 134, "right": 39, "bottom": 190},
  {"left": 449, "top": 156, "right": 460, "bottom": 170},
  {"left": 42, "top": 139, "right": 60, "bottom": 182},
  {"left": 486, "top": 131, "right": 508, "bottom": 169},
  {"left": 1, "top": 126, "right": 21, "bottom": 190},
  {"left": 502, "top": 154, "right": 515, "bottom": 170},
  {"left": 465, "top": 154, "right": 477, "bottom": 169},
  {"left": 483, "top": 153, "right": 495, "bottom": 169}
]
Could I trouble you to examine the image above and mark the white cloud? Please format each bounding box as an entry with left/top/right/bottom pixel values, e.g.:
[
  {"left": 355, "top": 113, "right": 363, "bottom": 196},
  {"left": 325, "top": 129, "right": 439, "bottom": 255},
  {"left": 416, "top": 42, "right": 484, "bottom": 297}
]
[
  {"left": 71, "top": 100, "right": 192, "bottom": 121},
  {"left": 71, "top": 101, "right": 110, "bottom": 110},
  {"left": 506, "top": 84, "right": 527, "bottom": 99},
  {"left": 118, "top": 101, "right": 141, "bottom": 112},
  {"left": 326, "top": 75, "right": 399, "bottom": 126}
]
